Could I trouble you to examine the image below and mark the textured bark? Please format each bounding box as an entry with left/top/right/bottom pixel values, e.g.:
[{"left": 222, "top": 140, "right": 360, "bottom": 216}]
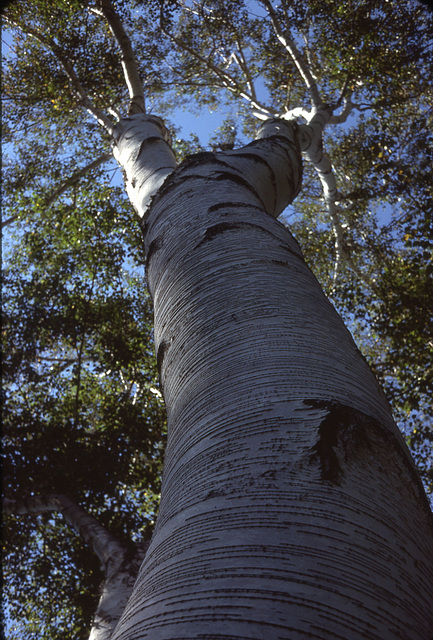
[
  {"left": 111, "top": 114, "right": 178, "bottom": 217},
  {"left": 109, "top": 117, "right": 433, "bottom": 639}
]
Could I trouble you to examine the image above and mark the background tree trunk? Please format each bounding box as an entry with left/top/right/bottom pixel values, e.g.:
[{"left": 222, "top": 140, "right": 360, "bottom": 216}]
[
  {"left": 4, "top": 495, "right": 146, "bottom": 640},
  {"left": 110, "top": 123, "right": 433, "bottom": 639}
]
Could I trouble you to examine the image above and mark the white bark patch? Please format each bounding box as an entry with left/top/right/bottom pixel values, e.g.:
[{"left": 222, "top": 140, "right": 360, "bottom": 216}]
[{"left": 112, "top": 114, "right": 177, "bottom": 218}]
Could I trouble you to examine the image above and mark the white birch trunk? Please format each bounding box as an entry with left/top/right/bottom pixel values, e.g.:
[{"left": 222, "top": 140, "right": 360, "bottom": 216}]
[
  {"left": 89, "top": 549, "right": 145, "bottom": 640},
  {"left": 110, "top": 117, "right": 433, "bottom": 639},
  {"left": 111, "top": 114, "right": 177, "bottom": 216},
  {"left": 4, "top": 494, "right": 145, "bottom": 640}
]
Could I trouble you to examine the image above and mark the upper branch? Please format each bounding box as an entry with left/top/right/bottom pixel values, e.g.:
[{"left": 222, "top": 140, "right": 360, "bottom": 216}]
[
  {"left": 260, "top": 0, "right": 321, "bottom": 107},
  {"left": 3, "top": 16, "right": 114, "bottom": 133},
  {"left": 233, "top": 39, "right": 258, "bottom": 103},
  {"left": 4, "top": 493, "right": 126, "bottom": 577},
  {"left": 329, "top": 92, "right": 355, "bottom": 124},
  {"left": 90, "top": 0, "right": 146, "bottom": 115},
  {"left": 160, "top": 16, "right": 274, "bottom": 118},
  {"left": 297, "top": 108, "right": 365, "bottom": 283}
]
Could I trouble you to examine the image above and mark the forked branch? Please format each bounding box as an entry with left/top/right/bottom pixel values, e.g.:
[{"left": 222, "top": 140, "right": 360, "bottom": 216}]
[{"left": 160, "top": 13, "right": 274, "bottom": 118}]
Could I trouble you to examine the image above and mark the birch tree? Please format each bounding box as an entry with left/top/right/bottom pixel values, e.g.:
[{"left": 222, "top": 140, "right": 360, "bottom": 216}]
[{"left": 2, "top": 0, "right": 433, "bottom": 638}]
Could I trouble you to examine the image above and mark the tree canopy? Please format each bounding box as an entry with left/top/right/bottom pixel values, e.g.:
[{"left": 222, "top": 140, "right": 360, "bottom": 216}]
[{"left": 2, "top": 0, "right": 432, "bottom": 637}]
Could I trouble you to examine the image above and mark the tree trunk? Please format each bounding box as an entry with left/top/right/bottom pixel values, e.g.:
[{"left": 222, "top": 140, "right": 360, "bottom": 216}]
[
  {"left": 111, "top": 117, "right": 433, "bottom": 639},
  {"left": 4, "top": 494, "right": 145, "bottom": 640},
  {"left": 89, "top": 547, "right": 146, "bottom": 640}
]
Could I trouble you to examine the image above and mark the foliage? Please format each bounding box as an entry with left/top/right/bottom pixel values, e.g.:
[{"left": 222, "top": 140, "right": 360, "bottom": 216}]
[
  {"left": 2, "top": 0, "right": 432, "bottom": 636},
  {"left": 2, "top": 18, "right": 166, "bottom": 628}
]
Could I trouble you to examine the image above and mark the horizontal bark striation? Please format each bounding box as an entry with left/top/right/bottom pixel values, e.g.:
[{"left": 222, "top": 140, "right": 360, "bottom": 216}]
[{"left": 113, "top": 125, "right": 433, "bottom": 639}]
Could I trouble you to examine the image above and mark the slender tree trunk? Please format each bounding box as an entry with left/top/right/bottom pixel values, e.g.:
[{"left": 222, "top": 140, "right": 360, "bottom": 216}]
[
  {"left": 88, "top": 548, "right": 146, "bottom": 640},
  {"left": 4, "top": 495, "right": 145, "bottom": 640},
  {"left": 111, "top": 117, "right": 433, "bottom": 639}
]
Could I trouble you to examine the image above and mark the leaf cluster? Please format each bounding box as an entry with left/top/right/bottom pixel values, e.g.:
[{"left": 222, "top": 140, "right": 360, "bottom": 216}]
[{"left": 2, "top": 84, "right": 165, "bottom": 638}]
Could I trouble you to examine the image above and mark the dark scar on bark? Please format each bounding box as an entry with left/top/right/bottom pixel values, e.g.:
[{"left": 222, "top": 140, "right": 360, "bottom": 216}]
[
  {"left": 305, "top": 400, "right": 433, "bottom": 516},
  {"left": 199, "top": 221, "right": 257, "bottom": 243},
  {"left": 145, "top": 236, "right": 164, "bottom": 268},
  {"left": 196, "top": 221, "right": 281, "bottom": 247},
  {"left": 137, "top": 136, "right": 172, "bottom": 160},
  {"left": 305, "top": 400, "right": 377, "bottom": 485},
  {"left": 207, "top": 202, "right": 265, "bottom": 214},
  {"left": 156, "top": 340, "right": 169, "bottom": 385}
]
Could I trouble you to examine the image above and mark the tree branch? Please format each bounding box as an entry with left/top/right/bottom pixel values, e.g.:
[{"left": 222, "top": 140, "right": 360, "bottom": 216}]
[
  {"left": 90, "top": 0, "right": 146, "bottom": 115},
  {"left": 3, "top": 16, "right": 114, "bottom": 133},
  {"left": 260, "top": 0, "right": 321, "bottom": 107},
  {"left": 295, "top": 108, "right": 367, "bottom": 285},
  {"left": 4, "top": 493, "right": 125, "bottom": 576},
  {"left": 1, "top": 153, "right": 112, "bottom": 229},
  {"left": 277, "top": 105, "right": 312, "bottom": 121},
  {"left": 328, "top": 75, "right": 355, "bottom": 124},
  {"left": 302, "top": 32, "right": 319, "bottom": 82},
  {"left": 5, "top": 493, "right": 149, "bottom": 640},
  {"left": 233, "top": 39, "right": 258, "bottom": 103},
  {"left": 1, "top": 213, "right": 20, "bottom": 228},
  {"left": 47, "top": 153, "right": 112, "bottom": 207},
  {"left": 160, "top": 16, "right": 274, "bottom": 118}
]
